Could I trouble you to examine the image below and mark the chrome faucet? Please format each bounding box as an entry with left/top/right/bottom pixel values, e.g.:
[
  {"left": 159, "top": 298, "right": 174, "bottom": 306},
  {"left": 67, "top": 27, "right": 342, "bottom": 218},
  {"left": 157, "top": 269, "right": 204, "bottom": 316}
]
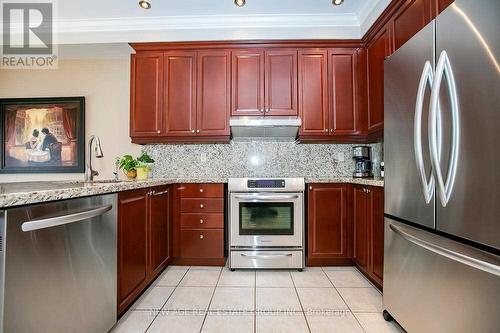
[{"left": 85, "top": 135, "right": 104, "bottom": 182}]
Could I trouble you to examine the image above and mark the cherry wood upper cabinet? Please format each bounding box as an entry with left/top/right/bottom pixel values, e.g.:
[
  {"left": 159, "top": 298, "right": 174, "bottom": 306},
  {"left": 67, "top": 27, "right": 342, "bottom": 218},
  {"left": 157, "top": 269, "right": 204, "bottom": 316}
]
[
  {"left": 298, "top": 49, "right": 329, "bottom": 136},
  {"left": 328, "top": 49, "right": 359, "bottom": 136},
  {"left": 366, "top": 27, "right": 391, "bottom": 134},
  {"left": 148, "top": 186, "right": 171, "bottom": 278},
  {"left": 196, "top": 50, "right": 231, "bottom": 136},
  {"left": 437, "top": 0, "right": 454, "bottom": 13},
  {"left": 370, "top": 186, "right": 384, "bottom": 286},
  {"left": 231, "top": 49, "right": 265, "bottom": 116},
  {"left": 265, "top": 49, "right": 298, "bottom": 116},
  {"left": 117, "top": 189, "right": 149, "bottom": 314},
  {"left": 353, "top": 185, "right": 369, "bottom": 270},
  {"left": 392, "top": 0, "right": 433, "bottom": 51},
  {"left": 163, "top": 51, "right": 197, "bottom": 136},
  {"left": 307, "top": 184, "right": 351, "bottom": 266},
  {"left": 130, "top": 52, "right": 163, "bottom": 137}
]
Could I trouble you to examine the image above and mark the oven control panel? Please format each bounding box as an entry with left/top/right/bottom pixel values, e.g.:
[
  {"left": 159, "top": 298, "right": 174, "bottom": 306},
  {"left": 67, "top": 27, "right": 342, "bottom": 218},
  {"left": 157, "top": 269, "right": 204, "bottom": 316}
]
[{"left": 247, "top": 179, "right": 286, "bottom": 189}]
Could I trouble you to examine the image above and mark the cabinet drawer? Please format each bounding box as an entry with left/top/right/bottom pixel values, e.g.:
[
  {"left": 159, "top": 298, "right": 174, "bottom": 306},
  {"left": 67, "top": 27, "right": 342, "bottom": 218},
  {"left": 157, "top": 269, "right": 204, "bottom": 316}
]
[
  {"left": 179, "top": 184, "right": 224, "bottom": 198},
  {"left": 181, "top": 213, "right": 224, "bottom": 229},
  {"left": 180, "top": 230, "right": 224, "bottom": 259},
  {"left": 180, "top": 198, "right": 224, "bottom": 213}
]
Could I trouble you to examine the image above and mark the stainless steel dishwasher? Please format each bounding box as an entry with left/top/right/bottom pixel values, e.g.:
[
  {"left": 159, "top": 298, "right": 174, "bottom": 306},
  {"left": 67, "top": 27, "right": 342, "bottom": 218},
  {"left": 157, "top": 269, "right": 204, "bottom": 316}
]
[{"left": 0, "top": 194, "right": 117, "bottom": 333}]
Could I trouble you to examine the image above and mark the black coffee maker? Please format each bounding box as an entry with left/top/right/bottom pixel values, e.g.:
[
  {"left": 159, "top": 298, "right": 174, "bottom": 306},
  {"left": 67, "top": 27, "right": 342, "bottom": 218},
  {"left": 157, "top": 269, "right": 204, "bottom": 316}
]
[{"left": 352, "top": 146, "right": 373, "bottom": 178}]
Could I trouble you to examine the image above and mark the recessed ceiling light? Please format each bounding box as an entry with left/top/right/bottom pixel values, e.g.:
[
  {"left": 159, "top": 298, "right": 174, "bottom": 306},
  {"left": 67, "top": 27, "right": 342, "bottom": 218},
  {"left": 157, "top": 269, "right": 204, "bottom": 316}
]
[
  {"left": 234, "top": 0, "right": 246, "bottom": 7},
  {"left": 332, "top": 0, "right": 344, "bottom": 6},
  {"left": 139, "top": 0, "right": 151, "bottom": 10}
]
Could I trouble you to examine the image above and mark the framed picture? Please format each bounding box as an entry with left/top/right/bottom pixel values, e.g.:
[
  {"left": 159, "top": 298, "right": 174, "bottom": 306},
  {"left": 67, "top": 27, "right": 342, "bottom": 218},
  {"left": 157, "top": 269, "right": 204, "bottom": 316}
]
[{"left": 0, "top": 97, "right": 85, "bottom": 173}]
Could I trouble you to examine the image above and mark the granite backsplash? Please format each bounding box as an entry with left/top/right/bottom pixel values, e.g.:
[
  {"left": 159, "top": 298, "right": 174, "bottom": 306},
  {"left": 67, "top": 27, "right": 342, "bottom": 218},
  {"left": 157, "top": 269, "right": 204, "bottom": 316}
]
[{"left": 143, "top": 141, "right": 383, "bottom": 180}]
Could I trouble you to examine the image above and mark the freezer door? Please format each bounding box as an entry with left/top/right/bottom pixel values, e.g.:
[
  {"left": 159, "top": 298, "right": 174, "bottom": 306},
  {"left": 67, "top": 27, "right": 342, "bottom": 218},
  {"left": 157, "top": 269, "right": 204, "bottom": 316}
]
[
  {"left": 433, "top": 0, "right": 500, "bottom": 249},
  {"left": 384, "top": 22, "right": 435, "bottom": 228},
  {"left": 384, "top": 218, "right": 500, "bottom": 333}
]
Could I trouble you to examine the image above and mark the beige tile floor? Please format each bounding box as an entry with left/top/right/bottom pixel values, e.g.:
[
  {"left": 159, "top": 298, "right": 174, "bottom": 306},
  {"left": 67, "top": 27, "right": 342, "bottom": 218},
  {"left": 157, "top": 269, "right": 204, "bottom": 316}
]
[{"left": 110, "top": 266, "right": 405, "bottom": 333}]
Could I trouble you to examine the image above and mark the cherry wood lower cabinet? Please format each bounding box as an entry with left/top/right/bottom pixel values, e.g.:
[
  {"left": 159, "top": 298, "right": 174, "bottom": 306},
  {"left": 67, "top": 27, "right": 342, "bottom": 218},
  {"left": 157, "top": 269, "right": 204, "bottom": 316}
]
[
  {"left": 117, "top": 185, "right": 172, "bottom": 315},
  {"left": 307, "top": 184, "right": 352, "bottom": 266},
  {"left": 173, "top": 183, "right": 225, "bottom": 266},
  {"left": 352, "top": 185, "right": 384, "bottom": 289}
]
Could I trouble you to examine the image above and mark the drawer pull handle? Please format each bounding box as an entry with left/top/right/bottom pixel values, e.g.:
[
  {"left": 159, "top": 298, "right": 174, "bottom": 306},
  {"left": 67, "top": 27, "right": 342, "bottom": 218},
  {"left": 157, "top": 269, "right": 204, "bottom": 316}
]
[
  {"left": 200, "top": 219, "right": 204, "bottom": 224},
  {"left": 200, "top": 204, "right": 204, "bottom": 208},
  {"left": 240, "top": 253, "right": 293, "bottom": 259},
  {"left": 200, "top": 235, "right": 204, "bottom": 240},
  {"left": 199, "top": 188, "right": 204, "bottom": 193}
]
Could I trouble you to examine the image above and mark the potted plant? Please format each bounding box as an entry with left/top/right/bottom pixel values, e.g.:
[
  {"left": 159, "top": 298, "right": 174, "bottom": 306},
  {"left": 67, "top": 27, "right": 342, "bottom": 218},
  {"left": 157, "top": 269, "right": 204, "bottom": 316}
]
[
  {"left": 136, "top": 153, "right": 155, "bottom": 180},
  {"left": 118, "top": 155, "right": 138, "bottom": 180}
]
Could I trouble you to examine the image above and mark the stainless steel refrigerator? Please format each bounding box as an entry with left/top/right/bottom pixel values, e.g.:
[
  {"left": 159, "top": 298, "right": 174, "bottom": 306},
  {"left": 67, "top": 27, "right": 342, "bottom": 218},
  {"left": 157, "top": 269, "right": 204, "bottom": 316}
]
[{"left": 383, "top": 0, "right": 500, "bottom": 332}]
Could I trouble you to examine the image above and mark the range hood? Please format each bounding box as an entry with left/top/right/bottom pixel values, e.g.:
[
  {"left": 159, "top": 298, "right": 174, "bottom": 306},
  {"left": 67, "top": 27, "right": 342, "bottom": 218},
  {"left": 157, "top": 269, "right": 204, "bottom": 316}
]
[{"left": 230, "top": 117, "right": 301, "bottom": 142}]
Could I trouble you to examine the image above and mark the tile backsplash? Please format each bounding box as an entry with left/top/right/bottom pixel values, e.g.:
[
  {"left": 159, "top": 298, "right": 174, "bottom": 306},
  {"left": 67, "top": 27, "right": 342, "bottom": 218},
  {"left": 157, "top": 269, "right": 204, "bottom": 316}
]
[{"left": 143, "top": 141, "right": 383, "bottom": 179}]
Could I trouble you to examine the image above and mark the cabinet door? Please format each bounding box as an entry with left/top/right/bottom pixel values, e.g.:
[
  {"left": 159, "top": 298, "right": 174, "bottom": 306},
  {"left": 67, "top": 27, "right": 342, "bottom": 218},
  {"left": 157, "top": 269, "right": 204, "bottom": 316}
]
[
  {"left": 353, "top": 186, "right": 369, "bottom": 270},
  {"left": 307, "top": 184, "right": 350, "bottom": 265},
  {"left": 392, "top": 0, "right": 433, "bottom": 51},
  {"left": 298, "top": 49, "right": 329, "bottom": 136},
  {"left": 118, "top": 189, "right": 149, "bottom": 313},
  {"left": 437, "top": 0, "right": 453, "bottom": 13},
  {"left": 366, "top": 28, "right": 391, "bottom": 133},
  {"left": 130, "top": 52, "right": 163, "bottom": 137},
  {"left": 265, "top": 49, "right": 298, "bottom": 116},
  {"left": 149, "top": 186, "right": 171, "bottom": 277},
  {"left": 369, "top": 186, "right": 385, "bottom": 286},
  {"left": 164, "top": 51, "right": 197, "bottom": 136},
  {"left": 231, "top": 49, "right": 265, "bottom": 116},
  {"left": 328, "top": 49, "right": 359, "bottom": 136},
  {"left": 196, "top": 50, "right": 231, "bottom": 136}
]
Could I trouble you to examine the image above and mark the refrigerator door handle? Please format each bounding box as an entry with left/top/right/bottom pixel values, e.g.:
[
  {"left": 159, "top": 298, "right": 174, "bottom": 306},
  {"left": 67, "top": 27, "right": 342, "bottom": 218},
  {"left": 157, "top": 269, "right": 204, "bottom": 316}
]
[
  {"left": 414, "top": 61, "right": 440, "bottom": 204},
  {"left": 389, "top": 223, "right": 500, "bottom": 277},
  {"left": 429, "top": 50, "right": 460, "bottom": 207}
]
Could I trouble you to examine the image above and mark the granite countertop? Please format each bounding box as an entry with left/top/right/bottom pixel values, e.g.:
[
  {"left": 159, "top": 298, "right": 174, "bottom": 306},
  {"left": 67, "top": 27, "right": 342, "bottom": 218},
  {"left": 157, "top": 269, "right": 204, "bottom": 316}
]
[{"left": 0, "top": 177, "right": 383, "bottom": 209}]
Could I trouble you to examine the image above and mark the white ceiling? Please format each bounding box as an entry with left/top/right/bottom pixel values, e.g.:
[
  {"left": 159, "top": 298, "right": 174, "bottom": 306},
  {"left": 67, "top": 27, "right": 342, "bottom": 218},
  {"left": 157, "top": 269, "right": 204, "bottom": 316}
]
[{"left": 41, "top": 0, "right": 392, "bottom": 58}]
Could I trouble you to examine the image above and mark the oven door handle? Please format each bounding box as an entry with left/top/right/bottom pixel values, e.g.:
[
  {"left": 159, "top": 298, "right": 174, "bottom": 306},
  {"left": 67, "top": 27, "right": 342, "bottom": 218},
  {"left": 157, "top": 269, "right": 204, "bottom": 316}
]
[
  {"left": 233, "top": 194, "right": 299, "bottom": 200},
  {"left": 240, "top": 253, "right": 293, "bottom": 259}
]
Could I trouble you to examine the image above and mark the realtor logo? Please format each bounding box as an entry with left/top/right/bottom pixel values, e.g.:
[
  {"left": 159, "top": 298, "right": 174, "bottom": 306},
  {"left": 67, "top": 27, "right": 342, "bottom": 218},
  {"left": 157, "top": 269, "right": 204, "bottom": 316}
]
[{"left": 1, "top": 0, "right": 58, "bottom": 69}]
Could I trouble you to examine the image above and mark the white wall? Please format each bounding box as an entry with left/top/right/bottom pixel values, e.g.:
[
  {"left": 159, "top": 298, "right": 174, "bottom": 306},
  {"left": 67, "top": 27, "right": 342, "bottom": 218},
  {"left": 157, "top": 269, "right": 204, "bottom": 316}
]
[{"left": 0, "top": 59, "right": 142, "bottom": 182}]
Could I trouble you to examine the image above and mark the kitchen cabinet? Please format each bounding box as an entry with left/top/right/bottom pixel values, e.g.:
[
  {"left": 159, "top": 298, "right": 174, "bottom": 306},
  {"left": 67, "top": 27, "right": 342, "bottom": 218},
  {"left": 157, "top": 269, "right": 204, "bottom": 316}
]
[
  {"left": 298, "top": 49, "right": 329, "bottom": 136},
  {"left": 366, "top": 27, "right": 391, "bottom": 135},
  {"left": 328, "top": 49, "right": 360, "bottom": 136},
  {"left": 163, "top": 51, "right": 197, "bottom": 137},
  {"left": 118, "top": 186, "right": 171, "bottom": 315},
  {"left": 231, "top": 49, "right": 265, "bottom": 116},
  {"left": 392, "top": 0, "right": 433, "bottom": 51},
  {"left": 307, "top": 184, "right": 351, "bottom": 266},
  {"left": 437, "top": 0, "right": 454, "bottom": 13},
  {"left": 352, "top": 185, "right": 384, "bottom": 288},
  {"left": 265, "top": 49, "right": 298, "bottom": 116},
  {"left": 130, "top": 52, "right": 163, "bottom": 137},
  {"left": 299, "top": 49, "right": 361, "bottom": 141},
  {"left": 231, "top": 49, "right": 298, "bottom": 117},
  {"left": 196, "top": 50, "right": 231, "bottom": 136},
  {"left": 173, "top": 183, "right": 225, "bottom": 265}
]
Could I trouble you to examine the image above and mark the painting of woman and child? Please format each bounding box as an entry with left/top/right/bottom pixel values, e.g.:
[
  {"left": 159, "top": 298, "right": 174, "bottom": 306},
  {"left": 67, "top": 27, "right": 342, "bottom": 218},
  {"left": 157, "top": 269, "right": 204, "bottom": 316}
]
[{"left": 0, "top": 97, "right": 85, "bottom": 173}]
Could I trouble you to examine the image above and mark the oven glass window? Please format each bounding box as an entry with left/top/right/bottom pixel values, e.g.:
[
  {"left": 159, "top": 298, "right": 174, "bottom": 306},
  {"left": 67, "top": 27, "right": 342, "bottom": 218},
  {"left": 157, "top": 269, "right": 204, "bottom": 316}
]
[{"left": 239, "top": 202, "right": 294, "bottom": 235}]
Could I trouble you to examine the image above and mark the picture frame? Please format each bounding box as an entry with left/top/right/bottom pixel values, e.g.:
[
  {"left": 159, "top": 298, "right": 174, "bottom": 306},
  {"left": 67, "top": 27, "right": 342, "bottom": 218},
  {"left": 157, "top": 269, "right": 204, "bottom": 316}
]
[{"left": 0, "top": 97, "right": 85, "bottom": 173}]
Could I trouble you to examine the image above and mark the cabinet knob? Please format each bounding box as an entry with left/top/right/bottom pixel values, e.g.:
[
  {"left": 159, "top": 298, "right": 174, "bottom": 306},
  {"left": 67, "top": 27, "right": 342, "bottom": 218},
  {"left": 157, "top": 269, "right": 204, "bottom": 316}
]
[
  {"left": 324, "top": 129, "right": 328, "bottom": 132},
  {"left": 330, "top": 129, "right": 333, "bottom": 133},
  {"left": 200, "top": 219, "right": 204, "bottom": 224},
  {"left": 309, "top": 186, "right": 313, "bottom": 190},
  {"left": 199, "top": 188, "right": 204, "bottom": 193},
  {"left": 191, "top": 129, "right": 195, "bottom": 133},
  {"left": 200, "top": 234, "right": 204, "bottom": 240},
  {"left": 157, "top": 130, "right": 161, "bottom": 134},
  {"left": 200, "top": 204, "right": 204, "bottom": 208},
  {"left": 196, "top": 129, "right": 200, "bottom": 133}
]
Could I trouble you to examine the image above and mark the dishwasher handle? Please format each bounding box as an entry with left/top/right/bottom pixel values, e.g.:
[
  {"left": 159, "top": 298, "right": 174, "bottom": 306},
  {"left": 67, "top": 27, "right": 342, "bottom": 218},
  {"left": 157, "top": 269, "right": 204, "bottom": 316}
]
[{"left": 21, "top": 204, "right": 113, "bottom": 232}]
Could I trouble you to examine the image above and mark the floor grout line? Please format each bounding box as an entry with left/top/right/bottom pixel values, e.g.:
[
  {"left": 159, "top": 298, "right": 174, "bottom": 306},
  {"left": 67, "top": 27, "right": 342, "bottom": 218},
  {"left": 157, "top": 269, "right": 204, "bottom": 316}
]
[
  {"left": 144, "top": 266, "right": 190, "bottom": 333},
  {"left": 198, "top": 267, "right": 223, "bottom": 333},
  {"left": 254, "top": 270, "right": 256, "bottom": 333},
  {"left": 290, "top": 270, "right": 312, "bottom": 333}
]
